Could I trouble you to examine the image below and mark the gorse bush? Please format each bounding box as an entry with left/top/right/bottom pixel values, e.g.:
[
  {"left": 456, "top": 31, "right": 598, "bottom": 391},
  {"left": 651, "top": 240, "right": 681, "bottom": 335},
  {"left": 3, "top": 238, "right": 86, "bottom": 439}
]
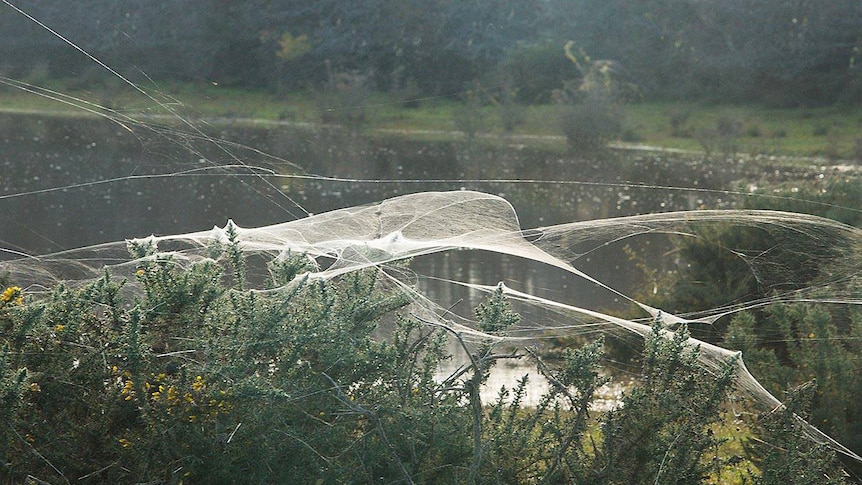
[
  {"left": 639, "top": 177, "right": 861, "bottom": 316},
  {"left": 629, "top": 176, "right": 862, "bottom": 481},
  {"left": 748, "top": 381, "right": 851, "bottom": 485},
  {"left": 0, "top": 234, "right": 852, "bottom": 483},
  {"left": 584, "top": 324, "right": 738, "bottom": 484},
  {"left": 726, "top": 300, "right": 862, "bottom": 462},
  {"left": 1, "top": 236, "right": 420, "bottom": 483}
]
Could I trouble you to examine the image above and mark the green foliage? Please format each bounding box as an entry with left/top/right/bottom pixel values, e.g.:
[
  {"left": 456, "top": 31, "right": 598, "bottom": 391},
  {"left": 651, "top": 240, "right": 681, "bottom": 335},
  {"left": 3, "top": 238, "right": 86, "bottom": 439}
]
[
  {"left": 748, "top": 382, "right": 848, "bottom": 485},
  {"left": 643, "top": 176, "right": 861, "bottom": 317},
  {"left": 558, "top": 93, "right": 623, "bottom": 154},
  {"left": 1, "top": 241, "right": 854, "bottom": 482},
  {"left": 583, "top": 322, "right": 737, "bottom": 484},
  {"left": 632, "top": 176, "right": 862, "bottom": 473},
  {"left": 0, "top": 240, "right": 425, "bottom": 483},
  {"left": 481, "top": 337, "right": 608, "bottom": 483},
  {"left": 0, "top": 342, "right": 28, "bottom": 468},
  {"left": 662, "top": 224, "right": 762, "bottom": 313},
  {"left": 623, "top": 173, "right": 862, "bottom": 480},
  {"left": 745, "top": 175, "right": 862, "bottom": 228},
  {"left": 275, "top": 32, "right": 312, "bottom": 61},
  {"left": 726, "top": 301, "right": 862, "bottom": 457},
  {"left": 499, "top": 41, "right": 572, "bottom": 104},
  {"left": 475, "top": 285, "right": 520, "bottom": 335},
  {"left": 722, "top": 311, "right": 792, "bottom": 394},
  {"left": 3, "top": 1, "right": 861, "bottom": 103}
]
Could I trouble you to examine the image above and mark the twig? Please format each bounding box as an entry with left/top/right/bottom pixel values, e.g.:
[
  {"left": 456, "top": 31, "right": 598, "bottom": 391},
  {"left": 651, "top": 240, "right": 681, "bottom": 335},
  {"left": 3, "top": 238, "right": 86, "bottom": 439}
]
[
  {"left": 275, "top": 428, "right": 332, "bottom": 465},
  {"left": 77, "top": 461, "right": 117, "bottom": 480},
  {"left": 528, "top": 347, "right": 598, "bottom": 484},
  {"left": 526, "top": 347, "right": 579, "bottom": 408},
  {"left": 414, "top": 314, "right": 523, "bottom": 484},
  {"left": 25, "top": 476, "right": 53, "bottom": 485},
  {"left": 226, "top": 422, "right": 242, "bottom": 443},
  {"left": 655, "top": 431, "right": 684, "bottom": 485},
  {"left": 419, "top": 317, "right": 487, "bottom": 483},
  {"left": 10, "top": 425, "right": 70, "bottom": 485}
]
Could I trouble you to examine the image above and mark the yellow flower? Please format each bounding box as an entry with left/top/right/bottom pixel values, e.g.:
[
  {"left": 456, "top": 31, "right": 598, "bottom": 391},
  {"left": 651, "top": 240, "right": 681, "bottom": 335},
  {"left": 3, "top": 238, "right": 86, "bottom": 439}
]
[
  {"left": 192, "top": 375, "right": 205, "bottom": 392},
  {"left": 29, "top": 382, "right": 41, "bottom": 393},
  {"left": 121, "top": 380, "right": 135, "bottom": 401},
  {"left": 54, "top": 324, "right": 66, "bottom": 332},
  {"left": 167, "top": 385, "right": 180, "bottom": 404},
  {"left": 1, "top": 286, "right": 22, "bottom": 305},
  {"left": 118, "top": 438, "right": 132, "bottom": 448}
]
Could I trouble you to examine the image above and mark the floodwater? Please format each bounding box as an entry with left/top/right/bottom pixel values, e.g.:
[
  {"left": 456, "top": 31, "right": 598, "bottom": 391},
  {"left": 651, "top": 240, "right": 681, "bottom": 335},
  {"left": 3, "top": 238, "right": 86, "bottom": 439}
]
[
  {"left": 1, "top": 112, "right": 757, "bottom": 253},
  {"left": 0, "top": 112, "right": 817, "bottom": 406},
  {"left": 3, "top": 112, "right": 815, "bottom": 309}
]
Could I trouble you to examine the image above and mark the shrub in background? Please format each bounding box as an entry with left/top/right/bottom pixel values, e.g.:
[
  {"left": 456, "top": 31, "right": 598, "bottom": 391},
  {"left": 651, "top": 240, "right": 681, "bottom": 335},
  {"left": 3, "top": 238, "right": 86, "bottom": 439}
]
[
  {"left": 453, "top": 85, "right": 487, "bottom": 141},
  {"left": 497, "top": 80, "right": 526, "bottom": 133},
  {"left": 498, "top": 41, "right": 572, "bottom": 104},
  {"left": 668, "top": 108, "right": 693, "bottom": 137},
  {"left": 317, "top": 67, "right": 371, "bottom": 128},
  {"left": 558, "top": 92, "right": 623, "bottom": 154}
]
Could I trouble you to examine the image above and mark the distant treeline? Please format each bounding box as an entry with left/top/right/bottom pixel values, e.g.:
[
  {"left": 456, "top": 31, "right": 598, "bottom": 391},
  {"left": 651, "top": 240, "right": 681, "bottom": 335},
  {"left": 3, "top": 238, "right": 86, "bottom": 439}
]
[{"left": 1, "top": 1, "right": 860, "bottom": 106}]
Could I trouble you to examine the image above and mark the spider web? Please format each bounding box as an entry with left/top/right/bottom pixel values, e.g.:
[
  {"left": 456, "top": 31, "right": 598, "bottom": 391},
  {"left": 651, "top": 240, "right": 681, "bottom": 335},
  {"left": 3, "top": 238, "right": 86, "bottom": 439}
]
[
  {"left": 3, "top": 189, "right": 861, "bottom": 461},
  {"left": 1, "top": 0, "right": 861, "bottom": 465}
]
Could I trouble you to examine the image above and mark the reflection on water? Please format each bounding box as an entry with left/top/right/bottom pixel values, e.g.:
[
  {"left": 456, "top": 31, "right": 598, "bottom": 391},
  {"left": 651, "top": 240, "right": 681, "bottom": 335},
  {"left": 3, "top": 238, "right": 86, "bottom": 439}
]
[{"left": 436, "top": 361, "right": 633, "bottom": 411}]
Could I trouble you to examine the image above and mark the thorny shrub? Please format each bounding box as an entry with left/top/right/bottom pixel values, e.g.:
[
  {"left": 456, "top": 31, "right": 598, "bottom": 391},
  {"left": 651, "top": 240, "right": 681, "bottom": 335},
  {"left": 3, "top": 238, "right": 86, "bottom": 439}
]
[{"left": 0, "top": 234, "right": 852, "bottom": 483}]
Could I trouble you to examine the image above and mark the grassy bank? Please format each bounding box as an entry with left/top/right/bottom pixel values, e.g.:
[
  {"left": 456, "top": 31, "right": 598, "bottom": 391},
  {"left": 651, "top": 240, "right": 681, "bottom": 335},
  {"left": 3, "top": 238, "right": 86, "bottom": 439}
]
[{"left": 1, "top": 82, "right": 861, "bottom": 160}]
